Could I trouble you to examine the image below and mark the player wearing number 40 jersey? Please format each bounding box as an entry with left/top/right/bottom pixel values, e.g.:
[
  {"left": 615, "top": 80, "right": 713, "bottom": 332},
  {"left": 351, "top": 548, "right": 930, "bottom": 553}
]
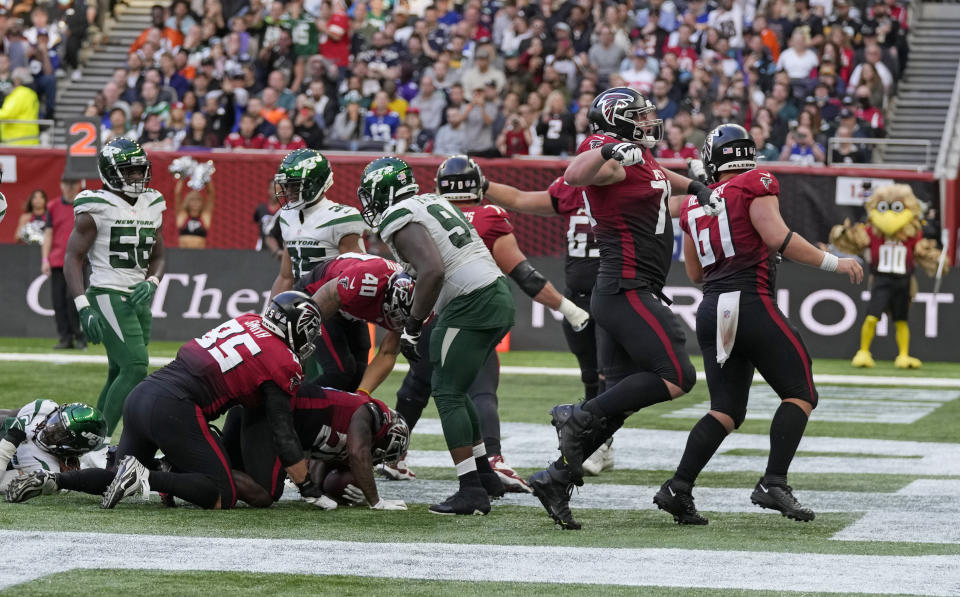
[
  {"left": 653, "top": 124, "right": 863, "bottom": 526},
  {"left": 64, "top": 138, "right": 166, "bottom": 455},
  {"left": 271, "top": 149, "right": 370, "bottom": 390},
  {"left": 6, "top": 292, "right": 340, "bottom": 511},
  {"left": 358, "top": 156, "right": 514, "bottom": 516}
]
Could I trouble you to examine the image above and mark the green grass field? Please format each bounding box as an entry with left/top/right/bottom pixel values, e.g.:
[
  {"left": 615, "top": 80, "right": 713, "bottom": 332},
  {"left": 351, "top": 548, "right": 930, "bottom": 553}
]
[{"left": 0, "top": 338, "right": 958, "bottom": 595}]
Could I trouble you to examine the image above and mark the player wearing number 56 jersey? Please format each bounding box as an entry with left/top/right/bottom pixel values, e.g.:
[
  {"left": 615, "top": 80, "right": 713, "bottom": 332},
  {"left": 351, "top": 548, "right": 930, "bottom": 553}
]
[
  {"left": 64, "top": 138, "right": 166, "bottom": 445},
  {"left": 654, "top": 124, "right": 863, "bottom": 526},
  {"left": 358, "top": 156, "right": 514, "bottom": 516},
  {"left": 7, "top": 292, "right": 335, "bottom": 511}
]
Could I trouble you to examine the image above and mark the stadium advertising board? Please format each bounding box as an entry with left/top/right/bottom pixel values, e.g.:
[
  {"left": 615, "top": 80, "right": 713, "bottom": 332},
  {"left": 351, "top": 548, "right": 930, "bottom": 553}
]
[{"left": 2, "top": 246, "right": 956, "bottom": 361}]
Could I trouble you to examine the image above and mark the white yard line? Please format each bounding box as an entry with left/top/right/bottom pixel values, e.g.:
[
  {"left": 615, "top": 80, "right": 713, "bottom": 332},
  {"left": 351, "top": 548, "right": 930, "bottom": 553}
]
[
  {"left": 1, "top": 530, "right": 958, "bottom": 595},
  {"left": 1, "top": 352, "right": 959, "bottom": 387}
]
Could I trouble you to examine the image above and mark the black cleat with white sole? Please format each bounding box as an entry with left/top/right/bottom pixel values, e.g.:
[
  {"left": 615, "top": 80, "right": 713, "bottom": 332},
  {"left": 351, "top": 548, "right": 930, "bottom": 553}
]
[
  {"left": 528, "top": 470, "right": 581, "bottom": 530},
  {"left": 750, "top": 479, "right": 815, "bottom": 521},
  {"left": 429, "top": 486, "right": 491, "bottom": 516},
  {"left": 480, "top": 471, "right": 505, "bottom": 500},
  {"left": 654, "top": 479, "right": 708, "bottom": 525}
]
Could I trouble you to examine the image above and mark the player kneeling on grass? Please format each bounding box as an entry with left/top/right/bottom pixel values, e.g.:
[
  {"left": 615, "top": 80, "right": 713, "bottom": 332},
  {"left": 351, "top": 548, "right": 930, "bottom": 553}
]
[
  {"left": 6, "top": 292, "right": 334, "bottom": 510},
  {"left": 653, "top": 124, "right": 863, "bottom": 525},
  {"left": 222, "top": 385, "right": 409, "bottom": 510},
  {"left": 0, "top": 401, "right": 106, "bottom": 492}
]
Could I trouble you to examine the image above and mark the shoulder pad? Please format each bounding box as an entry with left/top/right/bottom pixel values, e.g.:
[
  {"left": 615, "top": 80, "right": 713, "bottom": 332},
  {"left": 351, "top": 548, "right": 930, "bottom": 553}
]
[{"left": 73, "top": 190, "right": 119, "bottom": 213}]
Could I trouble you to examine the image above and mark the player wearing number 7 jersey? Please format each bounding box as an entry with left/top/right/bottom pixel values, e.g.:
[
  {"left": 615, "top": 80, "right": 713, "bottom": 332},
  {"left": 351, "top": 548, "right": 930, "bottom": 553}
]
[
  {"left": 654, "top": 124, "right": 863, "bottom": 526},
  {"left": 358, "top": 156, "right": 515, "bottom": 516},
  {"left": 64, "top": 138, "right": 166, "bottom": 448}
]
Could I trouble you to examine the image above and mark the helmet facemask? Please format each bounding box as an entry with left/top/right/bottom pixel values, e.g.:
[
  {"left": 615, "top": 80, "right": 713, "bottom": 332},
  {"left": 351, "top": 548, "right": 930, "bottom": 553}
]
[
  {"left": 619, "top": 106, "right": 663, "bottom": 148},
  {"left": 110, "top": 157, "right": 151, "bottom": 196},
  {"left": 382, "top": 272, "right": 414, "bottom": 331},
  {"left": 35, "top": 407, "right": 100, "bottom": 457}
]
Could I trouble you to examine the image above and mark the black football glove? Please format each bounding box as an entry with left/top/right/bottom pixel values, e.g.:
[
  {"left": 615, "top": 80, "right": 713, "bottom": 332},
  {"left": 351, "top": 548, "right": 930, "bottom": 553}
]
[
  {"left": 297, "top": 476, "right": 324, "bottom": 499},
  {"left": 400, "top": 317, "right": 423, "bottom": 363},
  {"left": 600, "top": 142, "right": 645, "bottom": 167}
]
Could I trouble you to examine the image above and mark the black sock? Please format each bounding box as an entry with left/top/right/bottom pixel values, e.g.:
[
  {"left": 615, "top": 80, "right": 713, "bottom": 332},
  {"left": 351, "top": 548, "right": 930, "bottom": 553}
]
[
  {"left": 395, "top": 400, "right": 424, "bottom": 431},
  {"left": 483, "top": 437, "right": 501, "bottom": 457},
  {"left": 476, "top": 455, "right": 495, "bottom": 474},
  {"left": 459, "top": 469, "right": 481, "bottom": 489},
  {"left": 149, "top": 470, "right": 220, "bottom": 508},
  {"left": 583, "top": 372, "right": 671, "bottom": 417},
  {"left": 674, "top": 414, "right": 729, "bottom": 485},
  {"left": 57, "top": 469, "right": 116, "bottom": 495},
  {"left": 584, "top": 381, "right": 600, "bottom": 401},
  {"left": 765, "top": 402, "right": 809, "bottom": 482}
]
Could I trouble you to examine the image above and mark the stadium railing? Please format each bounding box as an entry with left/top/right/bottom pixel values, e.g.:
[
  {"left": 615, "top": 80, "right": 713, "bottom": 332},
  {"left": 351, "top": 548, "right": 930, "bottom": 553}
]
[
  {"left": 0, "top": 119, "right": 56, "bottom": 148},
  {"left": 826, "top": 137, "right": 934, "bottom": 171}
]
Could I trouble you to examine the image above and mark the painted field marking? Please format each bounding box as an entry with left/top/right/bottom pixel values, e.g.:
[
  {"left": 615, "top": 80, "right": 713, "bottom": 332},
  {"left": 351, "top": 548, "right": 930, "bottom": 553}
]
[
  {"left": 1, "top": 352, "right": 959, "bottom": 388},
  {"left": 1, "top": 530, "right": 958, "bottom": 595},
  {"left": 830, "top": 480, "right": 960, "bottom": 545},
  {"left": 666, "top": 386, "right": 960, "bottom": 424}
]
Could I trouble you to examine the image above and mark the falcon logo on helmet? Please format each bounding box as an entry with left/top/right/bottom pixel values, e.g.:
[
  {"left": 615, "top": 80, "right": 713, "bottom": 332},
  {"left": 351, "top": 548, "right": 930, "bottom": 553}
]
[
  {"left": 382, "top": 272, "right": 415, "bottom": 331},
  {"left": 262, "top": 291, "right": 323, "bottom": 361},
  {"left": 597, "top": 91, "right": 636, "bottom": 127}
]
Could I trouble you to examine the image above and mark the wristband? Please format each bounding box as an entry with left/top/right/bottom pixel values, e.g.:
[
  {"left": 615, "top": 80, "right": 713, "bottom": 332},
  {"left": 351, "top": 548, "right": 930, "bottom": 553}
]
[
  {"left": 146, "top": 275, "right": 160, "bottom": 286},
  {"left": 74, "top": 295, "right": 90, "bottom": 311},
  {"left": 403, "top": 316, "right": 424, "bottom": 335},
  {"left": 557, "top": 297, "right": 580, "bottom": 319},
  {"left": 356, "top": 387, "right": 371, "bottom": 397},
  {"left": 819, "top": 252, "right": 839, "bottom": 272}
]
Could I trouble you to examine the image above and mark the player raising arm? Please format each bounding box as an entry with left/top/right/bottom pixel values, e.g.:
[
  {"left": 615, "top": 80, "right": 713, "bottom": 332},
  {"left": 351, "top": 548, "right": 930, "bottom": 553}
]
[
  {"left": 64, "top": 139, "right": 166, "bottom": 449},
  {"left": 654, "top": 124, "right": 862, "bottom": 526}
]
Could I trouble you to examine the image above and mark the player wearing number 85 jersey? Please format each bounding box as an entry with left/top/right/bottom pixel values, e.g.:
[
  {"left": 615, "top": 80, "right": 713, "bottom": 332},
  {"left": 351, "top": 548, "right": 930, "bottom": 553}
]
[
  {"left": 8, "top": 292, "right": 330, "bottom": 511},
  {"left": 654, "top": 124, "right": 863, "bottom": 526},
  {"left": 64, "top": 138, "right": 166, "bottom": 447}
]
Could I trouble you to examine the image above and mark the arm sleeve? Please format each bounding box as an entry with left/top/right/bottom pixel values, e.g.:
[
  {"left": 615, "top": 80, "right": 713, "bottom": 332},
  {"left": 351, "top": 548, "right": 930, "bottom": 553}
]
[{"left": 261, "top": 381, "right": 304, "bottom": 467}]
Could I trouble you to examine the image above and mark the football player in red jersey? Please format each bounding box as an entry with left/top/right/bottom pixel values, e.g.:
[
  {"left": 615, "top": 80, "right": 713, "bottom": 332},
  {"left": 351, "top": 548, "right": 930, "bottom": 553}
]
[
  {"left": 385, "top": 155, "right": 590, "bottom": 492},
  {"left": 654, "top": 124, "right": 862, "bottom": 525},
  {"left": 295, "top": 252, "right": 415, "bottom": 394},
  {"left": 222, "top": 385, "right": 410, "bottom": 511},
  {"left": 526, "top": 87, "right": 725, "bottom": 529},
  {"left": 6, "top": 292, "right": 333, "bottom": 510}
]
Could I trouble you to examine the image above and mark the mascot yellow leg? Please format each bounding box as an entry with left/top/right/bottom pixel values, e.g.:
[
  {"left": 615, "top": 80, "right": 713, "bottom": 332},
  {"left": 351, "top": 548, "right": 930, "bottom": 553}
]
[
  {"left": 852, "top": 316, "right": 878, "bottom": 368},
  {"left": 894, "top": 321, "right": 922, "bottom": 369}
]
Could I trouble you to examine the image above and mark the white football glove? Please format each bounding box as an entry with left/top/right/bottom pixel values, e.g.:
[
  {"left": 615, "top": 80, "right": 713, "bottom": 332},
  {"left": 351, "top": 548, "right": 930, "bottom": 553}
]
[
  {"left": 686, "top": 158, "right": 707, "bottom": 184},
  {"left": 700, "top": 189, "right": 723, "bottom": 217},
  {"left": 342, "top": 483, "right": 367, "bottom": 506},
  {"left": 370, "top": 498, "right": 408, "bottom": 510},
  {"left": 600, "top": 142, "right": 645, "bottom": 167},
  {"left": 557, "top": 298, "right": 590, "bottom": 332},
  {"left": 302, "top": 494, "right": 338, "bottom": 510}
]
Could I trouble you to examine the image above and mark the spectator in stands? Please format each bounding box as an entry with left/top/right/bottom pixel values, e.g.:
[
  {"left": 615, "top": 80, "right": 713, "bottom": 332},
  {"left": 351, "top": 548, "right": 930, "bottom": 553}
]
[
  {"left": 159, "top": 52, "right": 189, "bottom": 100},
  {"left": 363, "top": 89, "right": 400, "bottom": 142},
  {"left": 201, "top": 91, "right": 234, "bottom": 144},
  {"left": 0, "top": 67, "right": 39, "bottom": 145},
  {"left": 708, "top": 0, "right": 745, "bottom": 49},
  {"left": 778, "top": 30, "right": 819, "bottom": 85},
  {"left": 853, "top": 84, "right": 884, "bottom": 136},
  {"left": 267, "top": 69, "right": 296, "bottom": 113},
  {"left": 168, "top": 102, "right": 189, "bottom": 148},
  {"left": 42, "top": 174, "right": 85, "bottom": 349},
  {"left": 658, "top": 124, "right": 699, "bottom": 159},
  {"left": 181, "top": 110, "right": 219, "bottom": 147},
  {"left": 537, "top": 90, "right": 576, "bottom": 157},
  {"left": 674, "top": 105, "right": 706, "bottom": 148},
  {"left": 16, "top": 189, "right": 47, "bottom": 245},
  {"left": 588, "top": 26, "right": 625, "bottom": 88},
  {"left": 329, "top": 96, "right": 365, "bottom": 146},
  {"left": 26, "top": 27, "right": 56, "bottom": 119},
  {"left": 792, "top": 0, "right": 825, "bottom": 47},
  {"left": 267, "top": 117, "right": 306, "bottom": 150},
  {"left": 751, "top": 124, "right": 781, "bottom": 161},
  {"left": 853, "top": 62, "right": 885, "bottom": 108},
  {"left": 319, "top": 1, "right": 351, "bottom": 72},
  {"left": 293, "top": 100, "right": 324, "bottom": 149},
  {"left": 0, "top": 54, "right": 13, "bottom": 103},
  {"left": 225, "top": 112, "right": 267, "bottom": 148},
  {"left": 651, "top": 78, "right": 678, "bottom": 120},
  {"left": 357, "top": 30, "right": 401, "bottom": 83},
  {"left": 139, "top": 80, "right": 170, "bottom": 121},
  {"left": 174, "top": 175, "right": 215, "bottom": 249},
  {"left": 496, "top": 108, "right": 532, "bottom": 157},
  {"left": 461, "top": 46, "right": 506, "bottom": 95},
  {"left": 433, "top": 105, "right": 467, "bottom": 155},
  {"left": 139, "top": 112, "right": 174, "bottom": 150},
  {"left": 827, "top": 0, "right": 861, "bottom": 48},
  {"left": 130, "top": 4, "right": 184, "bottom": 55},
  {"left": 830, "top": 125, "right": 869, "bottom": 163},
  {"left": 620, "top": 48, "right": 655, "bottom": 95},
  {"left": 409, "top": 74, "right": 444, "bottom": 132},
  {"left": 102, "top": 106, "right": 133, "bottom": 143},
  {"left": 463, "top": 82, "right": 500, "bottom": 158},
  {"left": 779, "top": 125, "right": 826, "bottom": 164},
  {"left": 165, "top": 0, "right": 197, "bottom": 35},
  {"left": 849, "top": 43, "right": 893, "bottom": 91},
  {"left": 4, "top": 18, "right": 32, "bottom": 70}
]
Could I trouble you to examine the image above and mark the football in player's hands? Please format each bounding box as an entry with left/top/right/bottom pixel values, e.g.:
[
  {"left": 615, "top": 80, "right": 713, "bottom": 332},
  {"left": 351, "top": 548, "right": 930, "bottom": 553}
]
[
  {"left": 600, "top": 142, "right": 644, "bottom": 167},
  {"left": 321, "top": 468, "right": 357, "bottom": 504}
]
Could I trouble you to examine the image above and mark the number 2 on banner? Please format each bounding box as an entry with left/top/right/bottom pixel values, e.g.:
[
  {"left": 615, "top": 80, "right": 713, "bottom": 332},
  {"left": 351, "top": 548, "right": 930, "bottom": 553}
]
[{"left": 69, "top": 121, "right": 97, "bottom": 156}]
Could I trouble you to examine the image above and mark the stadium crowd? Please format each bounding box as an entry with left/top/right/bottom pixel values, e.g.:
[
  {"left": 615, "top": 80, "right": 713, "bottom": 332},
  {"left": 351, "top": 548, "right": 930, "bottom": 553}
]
[{"left": 1, "top": 0, "right": 910, "bottom": 162}]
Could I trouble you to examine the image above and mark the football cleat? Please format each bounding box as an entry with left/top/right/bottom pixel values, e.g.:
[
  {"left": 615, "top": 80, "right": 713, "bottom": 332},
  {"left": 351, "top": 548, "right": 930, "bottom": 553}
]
[
  {"left": 489, "top": 455, "right": 532, "bottom": 493},
  {"left": 750, "top": 479, "right": 815, "bottom": 522},
  {"left": 379, "top": 455, "right": 416, "bottom": 481},
  {"left": 528, "top": 470, "right": 581, "bottom": 530},
  {"left": 101, "top": 455, "right": 151, "bottom": 509},
  {"left": 550, "top": 403, "right": 600, "bottom": 483},
  {"left": 5, "top": 470, "right": 59, "bottom": 503},
  {"left": 429, "top": 486, "right": 490, "bottom": 516},
  {"left": 894, "top": 354, "right": 922, "bottom": 369},
  {"left": 653, "top": 479, "right": 708, "bottom": 525},
  {"left": 851, "top": 350, "right": 875, "bottom": 368},
  {"left": 480, "top": 470, "right": 506, "bottom": 499}
]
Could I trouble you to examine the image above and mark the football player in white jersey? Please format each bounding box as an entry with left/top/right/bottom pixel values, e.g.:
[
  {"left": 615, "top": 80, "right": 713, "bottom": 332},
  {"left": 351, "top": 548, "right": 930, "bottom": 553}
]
[
  {"left": 359, "top": 156, "right": 515, "bottom": 516},
  {"left": 64, "top": 138, "right": 166, "bottom": 453},
  {"left": 270, "top": 149, "right": 371, "bottom": 388},
  {"left": 1, "top": 401, "right": 106, "bottom": 496}
]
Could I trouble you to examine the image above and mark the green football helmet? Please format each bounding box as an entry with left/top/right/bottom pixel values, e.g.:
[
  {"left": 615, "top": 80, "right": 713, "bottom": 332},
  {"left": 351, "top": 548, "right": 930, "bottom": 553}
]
[
  {"left": 274, "top": 148, "right": 334, "bottom": 210},
  {"left": 98, "top": 138, "right": 152, "bottom": 195},
  {"left": 35, "top": 403, "right": 107, "bottom": 457},
  {"left": 358, "top": 157, "right": 419, "bottom": 227}
]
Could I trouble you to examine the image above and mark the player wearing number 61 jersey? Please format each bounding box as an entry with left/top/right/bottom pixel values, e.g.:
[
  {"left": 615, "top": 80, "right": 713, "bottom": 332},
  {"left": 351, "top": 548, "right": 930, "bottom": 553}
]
[
  {"left": 64, "top": 138, "right": 166, "bottom": 450},
  {"left": 653, "top": 124, "right": 863, "bottom": 526}
]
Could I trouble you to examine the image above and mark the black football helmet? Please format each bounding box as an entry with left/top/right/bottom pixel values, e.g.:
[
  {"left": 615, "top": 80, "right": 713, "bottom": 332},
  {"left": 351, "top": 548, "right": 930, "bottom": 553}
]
[
  {"left": 702, "top": 124, "right": 757, "bottom": 182},
  {"left": 370, "top": 406, "right": 410, "bottom": 465},
  {"left": 262, "top": 291, "right": 322, "bottom": 361},
  {"left": 382, "top": 271, "right": 415, "bottom": 332},
  {"left": 435, "top": 154, "right": 485, "bottom": 202},
  {"left": 587, "top": 87, "right": 663, "bottom": 148}
]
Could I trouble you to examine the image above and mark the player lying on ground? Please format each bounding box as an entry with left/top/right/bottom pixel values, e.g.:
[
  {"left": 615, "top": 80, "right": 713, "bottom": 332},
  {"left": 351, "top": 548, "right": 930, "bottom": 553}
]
[
  {"left": 358, "top": 156, "right": 514, "bottom": 515},
  {"left": 65, "top": 138, "right": 166, "bottom": 459},
  {"left": 270, "top": 149, "right": 371, "bottom": 389},
  {"left": 0, "top": 401, "right": 106, "bottom": 492},
  {"left": 297, "top": 251, "right": 415, "bottom": 394},
  {"left": 383, "top": 155, "right": 590, "bottom": 492},
  {"left": 6, "top": 292, "right": 331, "bottom": 510},
  {"left": 653, "top": 124, "right": 863, "bottom": 525},
  {"left": 222, "top": 385, "right": 410, "bottom": 510}
]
